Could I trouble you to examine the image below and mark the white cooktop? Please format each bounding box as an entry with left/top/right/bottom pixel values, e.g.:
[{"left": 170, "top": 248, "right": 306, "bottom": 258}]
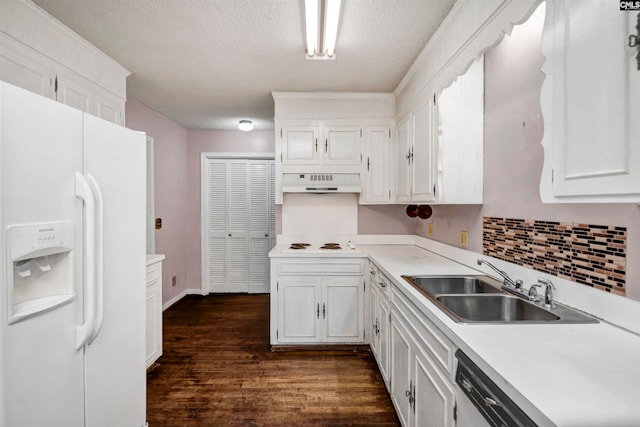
[{"left": 280, "top": 242, "right": 362, "bottom": 254}]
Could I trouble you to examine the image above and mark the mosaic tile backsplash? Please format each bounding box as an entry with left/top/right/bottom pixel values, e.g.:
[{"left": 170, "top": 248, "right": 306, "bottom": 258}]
[{"left": 482, "top": 217, "right": 626, "bottom": 295}]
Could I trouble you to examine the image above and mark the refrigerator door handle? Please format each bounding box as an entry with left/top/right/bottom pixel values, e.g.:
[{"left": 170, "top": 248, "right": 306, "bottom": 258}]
[
  {"left": 75, "top": 172, "right": 98, "bottom": 349},
  {"left": 85, "top": 174, "right": 104, "bottom": 345}
]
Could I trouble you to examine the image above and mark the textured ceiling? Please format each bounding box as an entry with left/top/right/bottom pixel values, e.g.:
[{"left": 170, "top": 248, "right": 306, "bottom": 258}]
[{"left": 32, "top": 0, "right": 456, "bottom": 130}]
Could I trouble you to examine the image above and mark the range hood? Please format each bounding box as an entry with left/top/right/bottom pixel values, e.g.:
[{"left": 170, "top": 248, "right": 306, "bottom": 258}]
[{"left": 282, "top": 173, "right": 361, "bottom": 193}]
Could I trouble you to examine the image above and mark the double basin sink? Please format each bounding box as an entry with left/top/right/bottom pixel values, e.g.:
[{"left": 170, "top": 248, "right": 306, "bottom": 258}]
[{"left": 402, "top": 276, "right": 598, "bottom": 324}]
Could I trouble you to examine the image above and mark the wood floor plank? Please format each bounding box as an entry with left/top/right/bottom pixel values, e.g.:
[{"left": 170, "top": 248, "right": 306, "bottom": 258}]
[{"left": 147, "top": 294, "right": 400, "bottom": 426}]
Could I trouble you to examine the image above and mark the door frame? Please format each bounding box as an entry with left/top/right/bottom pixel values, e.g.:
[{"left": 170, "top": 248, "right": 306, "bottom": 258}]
[{"left": 200, "top": 152, "right": 275, "bottom": 294}]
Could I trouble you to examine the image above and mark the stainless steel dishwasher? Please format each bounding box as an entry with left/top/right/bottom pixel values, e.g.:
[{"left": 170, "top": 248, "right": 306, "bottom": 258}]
[{"left": 455, "top": 350, "right": 537, "bottom": 427}]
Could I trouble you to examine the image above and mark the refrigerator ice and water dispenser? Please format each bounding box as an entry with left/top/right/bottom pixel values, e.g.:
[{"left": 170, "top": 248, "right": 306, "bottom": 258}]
[{"left": 6, "top": 221, "right": 74, "bottom": 324}]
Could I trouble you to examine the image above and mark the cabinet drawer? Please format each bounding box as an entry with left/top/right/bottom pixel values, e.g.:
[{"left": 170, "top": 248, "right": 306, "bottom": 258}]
[
  {"left": 146, "top": 263, "right": 160, "bottom": 285},
  {"left": 377, "top": 271, "right": 391, "bottom": 298},
  {"left": 392, "top": 287, "right": 455, "bottom": 376},
  {"left": 278, "top": 258, "right": 364, "bottom": 275}
]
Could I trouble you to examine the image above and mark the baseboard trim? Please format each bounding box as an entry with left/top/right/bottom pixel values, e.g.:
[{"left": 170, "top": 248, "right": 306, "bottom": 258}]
[
  {"left": 162, "top": 288, "right": 206, "bottom": 311},
  {"left": 270, "top": 344, "right": 372, "bottom": 353}
]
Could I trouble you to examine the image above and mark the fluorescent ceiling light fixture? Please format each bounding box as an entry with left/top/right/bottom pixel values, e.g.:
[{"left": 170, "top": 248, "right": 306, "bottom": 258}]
[
  {"left": 238, "top": 120, "right": 253, "bottom": 131},
  {"left": 304, "top": 0, "right": 341, "bottom": 60},
  {"left": 305, "top": 0, "right": 318, "bottom": 57}
]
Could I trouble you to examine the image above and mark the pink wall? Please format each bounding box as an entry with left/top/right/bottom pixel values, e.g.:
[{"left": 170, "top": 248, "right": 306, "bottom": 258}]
[
  {"left": 125, "top": 98, "right": 188, "bottom": 305},
  {"left": 185, "top": 130, "right": 275, "bottom": 291},
  {"left": 359, "top": 205, "right": 417, "bottom": 235},
  {"left": 413, "top": 8, "right": 640, "bottom": 300}
]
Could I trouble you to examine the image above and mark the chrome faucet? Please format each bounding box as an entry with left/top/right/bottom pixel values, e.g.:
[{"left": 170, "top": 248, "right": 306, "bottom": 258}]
[
  {"left": 476, "top": 259, "right": 522, "bottom": 291},
  {"left": 537, "top": 278, "right": 556, "bottom": 308}
]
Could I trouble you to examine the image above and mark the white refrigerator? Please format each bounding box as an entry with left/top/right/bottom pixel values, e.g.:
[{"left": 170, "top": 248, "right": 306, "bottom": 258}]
[{"left": 0, "top": 82, "right": 147, "bottom": 426}]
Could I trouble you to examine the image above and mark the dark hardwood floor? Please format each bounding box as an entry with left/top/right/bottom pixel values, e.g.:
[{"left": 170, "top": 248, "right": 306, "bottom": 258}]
[{"left": 147, "top": 294, "right": 400, "bottom": 426}]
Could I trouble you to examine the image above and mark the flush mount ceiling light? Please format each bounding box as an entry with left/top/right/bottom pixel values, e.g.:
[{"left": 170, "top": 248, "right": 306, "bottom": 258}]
[
  {"left": 305, "top": 0, "right": 342, "bottom": 60},
  {"left": 238, "top": 120, "right": 253, "bottom": 131}
]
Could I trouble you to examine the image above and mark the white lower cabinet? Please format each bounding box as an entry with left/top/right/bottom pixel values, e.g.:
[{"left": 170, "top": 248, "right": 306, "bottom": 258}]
[
  {"left": 271, "top": 258, "right": 365, "bottom": 345},
  {"left": 389, "top": 287, "right": 456, "bottom": 427},
  {"left": 145, "top": 258, "right": 163, "bottom": 368},
  {"left": 368, "top": 262, "right": 391, "bottom": 388}
]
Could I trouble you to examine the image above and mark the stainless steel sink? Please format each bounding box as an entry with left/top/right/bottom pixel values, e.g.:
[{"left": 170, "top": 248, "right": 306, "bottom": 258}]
[
  {"left": 402, "top": 275, "right": 502, "bottom": 296},
  {"left": 435, "top": 294, "right": 560, "bottom": 323},
  {"left": 402, "top": 275, "right": 598, "bottom": 324}
]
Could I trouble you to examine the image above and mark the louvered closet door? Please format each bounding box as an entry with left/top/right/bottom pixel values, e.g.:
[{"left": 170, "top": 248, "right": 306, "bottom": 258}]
[
  {"left": 269, "top": 161, "right": 276, "bottom": 251},
  {"left": 227, "top": 160, "right": 249, "bottom": 292},
  {"left": 207, "top": 160, "right": 229, "bottom": 292},
  {"left": 248, "top": 160, "right": 270, "bottom": 293},
  {"left": 205, "top": 158, "right": 273, "bottom": 294}
]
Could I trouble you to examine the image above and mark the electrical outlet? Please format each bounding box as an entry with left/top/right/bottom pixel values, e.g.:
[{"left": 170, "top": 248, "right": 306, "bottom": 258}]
[
  {"left": 460, "top": 230, "right": 468, "bottom": 247},
  {"left": 428, "top": 223, "right": 433, "bottom": 236}
]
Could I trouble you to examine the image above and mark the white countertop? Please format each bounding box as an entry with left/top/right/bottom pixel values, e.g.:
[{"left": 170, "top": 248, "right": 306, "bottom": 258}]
[
  {"left": 146, "top": 254, "right": 165, "bottom": 266},
  {"left": 361, "top": 244, "right": 640, "bottom": 426}
]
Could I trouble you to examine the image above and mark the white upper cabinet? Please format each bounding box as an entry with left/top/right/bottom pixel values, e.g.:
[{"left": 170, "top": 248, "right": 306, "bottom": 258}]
[
  {"left": 396, "top": 96, "right": 436, "bottom": 204},
  {"left": 540, "top": 1, "right": 640, "bottom": 202},
  {"left": 281, "top": 127, "right": 320, "bottom": 164},
  {"left": 361, "top": 126, "right": 393, "bottom": 204},
  {"left": 272, "top": 92, "right": 395, "bottom": 203},
  {"left": 436, "top": 55, "right": 484, "bottom": 204},
  {"left": 0, "top": 34, "right": 53, "bottom": 99},
  {"left": 280, "top": 125, "right": 362, "bottom": 166},
  {"left": 323, "top": 126, "right": 362, "bottom": 165},
  {"left": 412, "top": 98, "right": 437, "bottom": 202},
  {"left": 0, "top": 0, "right": 128, "bottom": 125},
  {"left": 396, "top": 114, "right": 412, "bottom": 203}
]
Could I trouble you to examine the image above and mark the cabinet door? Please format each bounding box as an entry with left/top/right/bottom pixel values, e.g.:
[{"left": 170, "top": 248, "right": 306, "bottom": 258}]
[
  {"left": 390, "top": 311, "right": 413, "bottom": 427},
  {"left": 396, "top": 115, "right": 412, "bottom": 203},
  {"left": 323, "top": 126, "right": 362, "bottom": 165},
  {"left": 413, "top": 344, "right": 456, "bottom": 427},
  {"left": 412, "top": 98, "right": 436, "bottom": 202},
  {"left": 93, "top": 87, "right": 124, "bottom": 125},
  {"left": 543, "top": 1, "right": 640, "bottom": 200},
  {"left": 323, "top": 277, "right": 364, "bottom": 342},
  {"left": 145, "top": 280, "right": 162, "bottom": 368},
  {"left": 437, "top": 56, "right": 484, "bottom": 204},
  {"left": 56, "top": 74, "right": 92, "bottom": 114},
  {"left": 362, "top": 127, "right": 391, "bottom": 203},
  {"left": 378, "top": 294, "right": 391, "bottom": 386},
  {"left": 0, "top": 38, "right": 53, "bottom": 98},
  {"left": 369, "top": 281, "right": 380, "bottom": 355},
  {"left": 281, "top": 126, "right": 319, "bottom": 164},
  {"left": 277, "top": 279, "right": 321, "bottom": 343}
]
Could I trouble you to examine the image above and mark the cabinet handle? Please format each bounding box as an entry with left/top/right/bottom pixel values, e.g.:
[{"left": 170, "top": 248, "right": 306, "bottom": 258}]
[
  {"left": 322, "top": 303, "right": 326, "bottom": 319},
  {"left": 412, "top": 383, "right": 416, "bottom": 413},
  {"left": 315, "top": 138, "right": 318, "bottom": 152},
  {"left": 483, "top": 396, "right": 501, "bottom": 407},
  {"left": 369, "top": 270, "right": 375, "bottom": 275},
  {"left": 264, "top": 234, "right": 268, "bottom": 237},
  {"left": 229, "top": 233, "right": 232, "bottom": 237},
  {"left": 317, "top": 303, "right": 320, "bottom": 319},
  {"left": 379, "top": 281, "right": 386, "bottom": 288},
  {"left": 325, "top": 139, "right": 328, "bottom": 152},
  {"left": 367, "top": 157, "right": 370, "bottom": 171}
]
